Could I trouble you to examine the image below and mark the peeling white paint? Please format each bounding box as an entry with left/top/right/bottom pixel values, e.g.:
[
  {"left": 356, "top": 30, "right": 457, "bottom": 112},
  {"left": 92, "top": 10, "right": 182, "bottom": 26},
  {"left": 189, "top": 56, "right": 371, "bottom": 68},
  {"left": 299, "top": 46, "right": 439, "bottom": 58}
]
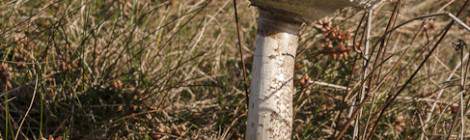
[{"left": 246, "top": 14, "right": 299, "bottom": 140}]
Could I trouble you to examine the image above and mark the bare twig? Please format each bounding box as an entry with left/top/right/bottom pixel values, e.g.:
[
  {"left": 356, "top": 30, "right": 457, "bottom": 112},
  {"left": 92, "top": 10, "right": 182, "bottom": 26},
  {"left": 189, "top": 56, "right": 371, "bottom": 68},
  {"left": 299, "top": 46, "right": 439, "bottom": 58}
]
[
  {"left": 232, "top": 0, "right": 250, "bottom": 107},
  {"left": 14, "top": 67, "right": 39, "bottom": 140}
]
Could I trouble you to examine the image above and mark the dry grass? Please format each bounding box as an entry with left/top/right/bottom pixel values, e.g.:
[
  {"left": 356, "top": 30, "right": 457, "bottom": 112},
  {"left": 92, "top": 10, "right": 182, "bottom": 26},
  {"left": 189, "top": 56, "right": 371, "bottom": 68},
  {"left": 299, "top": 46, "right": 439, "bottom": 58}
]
[{"left": 0, "top": 0, "right": 469, "bottom": 139}]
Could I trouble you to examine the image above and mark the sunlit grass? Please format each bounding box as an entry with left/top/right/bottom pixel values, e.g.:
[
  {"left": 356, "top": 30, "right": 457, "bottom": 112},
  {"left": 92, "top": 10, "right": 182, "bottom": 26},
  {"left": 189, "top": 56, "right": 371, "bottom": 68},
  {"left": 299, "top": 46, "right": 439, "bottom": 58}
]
[{"left": 1, "top": 0, "right": 469, "bottom": 139}]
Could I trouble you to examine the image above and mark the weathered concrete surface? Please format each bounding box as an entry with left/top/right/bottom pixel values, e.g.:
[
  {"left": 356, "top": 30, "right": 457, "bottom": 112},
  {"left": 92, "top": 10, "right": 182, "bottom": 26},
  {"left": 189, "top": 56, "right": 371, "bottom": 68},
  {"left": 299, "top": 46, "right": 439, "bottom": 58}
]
[
  {"left": 246, "top": 12, "right": 300, "bottom": 140},
  {"left": 250, "top": 0, "right": 380, "bottom": 22}
]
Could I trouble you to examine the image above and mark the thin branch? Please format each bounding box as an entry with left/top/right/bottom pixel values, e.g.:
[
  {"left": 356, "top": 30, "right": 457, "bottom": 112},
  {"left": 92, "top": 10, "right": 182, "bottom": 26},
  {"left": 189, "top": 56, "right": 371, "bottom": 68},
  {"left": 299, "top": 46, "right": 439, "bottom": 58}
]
[
  {"left": 232, "top": 0, "right": 250, "bottom": 107},
  {"left": 14, "top": 69, "right": 39, "bottom": 140}
]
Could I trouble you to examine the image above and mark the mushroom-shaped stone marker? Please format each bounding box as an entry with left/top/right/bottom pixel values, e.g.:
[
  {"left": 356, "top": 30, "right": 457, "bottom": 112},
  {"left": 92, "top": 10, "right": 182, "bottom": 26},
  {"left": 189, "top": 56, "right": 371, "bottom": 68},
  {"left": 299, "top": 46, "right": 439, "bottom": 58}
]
[{"left": 246, "top": 0, "right": 381, "bottom": 139}]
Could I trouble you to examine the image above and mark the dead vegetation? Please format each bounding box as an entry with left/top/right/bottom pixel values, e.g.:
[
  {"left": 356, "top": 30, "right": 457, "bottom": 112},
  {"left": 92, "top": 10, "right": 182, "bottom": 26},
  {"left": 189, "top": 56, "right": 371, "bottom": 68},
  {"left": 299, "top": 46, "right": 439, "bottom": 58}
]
[{"left": 0, "top": 0, "right": 469, "bottom": 139}]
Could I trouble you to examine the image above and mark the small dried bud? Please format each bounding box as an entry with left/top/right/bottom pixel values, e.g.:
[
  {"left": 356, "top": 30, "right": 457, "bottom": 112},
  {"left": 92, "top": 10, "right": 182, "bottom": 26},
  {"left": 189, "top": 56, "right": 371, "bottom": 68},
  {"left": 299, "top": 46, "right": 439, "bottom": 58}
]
[
  {"left": 451, "top": 105, "right": 460, "bottom": 114},
  {"left": 314, "top": 20, "right": 353, "bottom": 60},
  {"left": 0, "top": 64, "right": 12, "bottom": 91},
  {"left": 394, "top": 115, "right": 406, "bottom": 133},
  {"left": 423, "top": 21, "right": 436, "bottom": 31},
  {"left": 299, "top": 74, "right": 310, "bottom": 88},
  {"left": 112, "top": 80, "right": 124, "bottom": 89}
]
